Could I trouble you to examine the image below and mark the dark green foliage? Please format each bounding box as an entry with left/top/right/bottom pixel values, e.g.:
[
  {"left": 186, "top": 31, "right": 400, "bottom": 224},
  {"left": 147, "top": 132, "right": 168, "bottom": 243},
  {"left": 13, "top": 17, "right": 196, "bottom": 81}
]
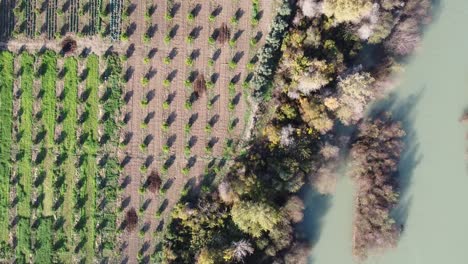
[{"left": 34, "top": 218, "right": 53, "bottom": 263}]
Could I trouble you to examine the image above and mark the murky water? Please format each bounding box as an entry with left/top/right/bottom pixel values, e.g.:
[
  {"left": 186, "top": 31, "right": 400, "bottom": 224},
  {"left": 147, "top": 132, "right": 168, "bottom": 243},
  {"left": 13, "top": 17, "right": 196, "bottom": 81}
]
[{"left": 308, "top": 1, "right": 468, "bottom": 263}]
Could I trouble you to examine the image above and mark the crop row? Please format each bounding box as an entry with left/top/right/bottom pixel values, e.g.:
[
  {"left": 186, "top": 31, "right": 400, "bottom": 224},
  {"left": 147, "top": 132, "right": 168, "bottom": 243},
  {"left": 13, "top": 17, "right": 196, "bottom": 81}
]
[
  {"left": 0, "top": 51, "right": 14, "bottom": 243},
  {"left": 45, "top": 0, "right": 58, "bottom": 39},
  {"left": 89, "top": 0, "right": 101, "bottom": 35},
  {"left": 109, "top": 0, "right": 124, "bottom": 40},
  {"left": 16, "top": 53, "right": 35, "bottom": 262},
  {"left": 25, "top": 0, "right": 37, "bottom": 37},
  {"left": 55, "top": 57, "right": 79, "bottom": 262},
  {"left": 0, "top": 0, "right": 15, "bottom": 39},
  {"left": 95, "top": 53, "right": 122, "bottom": 261},
  {"left": 78, "top": 54, "right": 100, "bottom": 263},
  {"left": 69, "top": 0, "right": 79, "bottom": 32},
  {"left": 35, "top": 50, "right": 57, "bottom": 262}
]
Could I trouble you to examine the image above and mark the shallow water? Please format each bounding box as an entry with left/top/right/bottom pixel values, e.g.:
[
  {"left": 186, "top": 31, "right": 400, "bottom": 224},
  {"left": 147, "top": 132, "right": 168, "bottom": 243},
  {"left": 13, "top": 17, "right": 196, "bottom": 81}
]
[{"left": 308, "top": 1, "right": 468, "bottom": 263}]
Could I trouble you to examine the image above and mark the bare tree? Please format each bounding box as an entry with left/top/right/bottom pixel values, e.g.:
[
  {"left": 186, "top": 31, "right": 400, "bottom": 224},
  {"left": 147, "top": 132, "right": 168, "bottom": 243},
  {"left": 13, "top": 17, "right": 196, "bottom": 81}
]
[
  {"left": 61, "top": 36, "right": 77, "bottom": 54},
  {"left": 218, "top": 23, "right": 230, "bottom": 44},
  {"left": 385, "top": 18, "right": 421, "bottom": 56},
  {"left": 194, "top": 73, "right": 206, "bottom": 96},
  {"left": 231, "top": 240, "right": 254, "bottom": 262},
  {"left": 146, "top": 171, "right": 162, "bottom": 193},
  {"left": 125, "top": 208, "right": 138, "bottom": 231}
]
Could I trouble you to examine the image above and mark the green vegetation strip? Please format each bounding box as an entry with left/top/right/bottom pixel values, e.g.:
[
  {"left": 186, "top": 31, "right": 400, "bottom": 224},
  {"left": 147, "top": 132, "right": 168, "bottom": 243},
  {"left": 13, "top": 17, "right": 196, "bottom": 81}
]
[
  {"left": 40, "top": 50, "right": 57, "bottom": 216},
  {"left": 57, "top": 57, "right": 79, "bottom": 261},
  {"left": 95, "top": 53, "right": 122, "bottom": 259},
  {"left": 33, "top": 50, "right": 57, "bottom": 263},
  {"left": 34, "top": 218, "right": 53, "bottom": 263},
  {"left": 16, "top": 52, "right": 35, "bottom": 261},
  {"left": 80, "top": 54, "right": 99, "bottom": 262},
  {"left": 0, "top": 51, "right": 14, "bottom": 242}
]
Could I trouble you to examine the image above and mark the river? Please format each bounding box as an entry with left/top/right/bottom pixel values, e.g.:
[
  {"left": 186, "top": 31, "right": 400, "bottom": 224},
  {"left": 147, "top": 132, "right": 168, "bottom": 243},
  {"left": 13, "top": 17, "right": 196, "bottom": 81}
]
[{"left": 307, "top": 1, "right": 468, "bottom": 263}]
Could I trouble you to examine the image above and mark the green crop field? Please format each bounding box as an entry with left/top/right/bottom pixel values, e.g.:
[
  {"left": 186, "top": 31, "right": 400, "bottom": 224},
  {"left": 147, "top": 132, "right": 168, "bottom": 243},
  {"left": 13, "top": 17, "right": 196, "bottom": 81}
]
[
  {"left": 0, "top": 51, "right": 14, "bottom": 243},
  {"left": 39, "top": 51, "right": 57, "bottom": 217},
  {"left": 16, "top": 52, "right": 35, "bottom": 262}
]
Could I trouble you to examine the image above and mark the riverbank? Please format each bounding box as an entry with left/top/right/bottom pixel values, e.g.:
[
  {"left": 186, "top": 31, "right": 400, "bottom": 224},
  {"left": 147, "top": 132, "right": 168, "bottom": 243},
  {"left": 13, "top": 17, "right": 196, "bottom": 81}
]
[{"left": 309, "top": 1, "right": 468, "bottom": 263}]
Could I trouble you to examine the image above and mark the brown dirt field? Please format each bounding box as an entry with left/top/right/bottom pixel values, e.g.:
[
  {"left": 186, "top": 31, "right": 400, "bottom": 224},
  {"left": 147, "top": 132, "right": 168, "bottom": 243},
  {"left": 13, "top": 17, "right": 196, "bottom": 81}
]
[
  {"left": 116, "top": 0, "right": 275, "bottom": 262},
  {"left": 118, "top": 0, "right": 147, "bottom": 260}
]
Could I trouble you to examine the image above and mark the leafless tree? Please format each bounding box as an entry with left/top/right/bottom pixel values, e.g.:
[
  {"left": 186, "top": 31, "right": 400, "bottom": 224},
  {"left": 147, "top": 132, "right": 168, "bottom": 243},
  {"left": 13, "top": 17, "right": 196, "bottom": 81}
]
[
  {"left": 218, "top": 23, "right": 230, "bottom": 44},
  {"left": 231, "top": 240, "right": 254, "bottom": 262},
  {"left": 61, "top": 36, "right": 77, "bottom": 54},
  {"left": 385, "top": 18, "right": 421, "bottom": 56},
  {"left": 125, "top": 208, "right": 138, "bottom": 231},
  {"left": 194, "top": 73, "right": 206, "bottom": 96},
  {"left": 146, "top": 171, "right": 162, "bottom": 193}
]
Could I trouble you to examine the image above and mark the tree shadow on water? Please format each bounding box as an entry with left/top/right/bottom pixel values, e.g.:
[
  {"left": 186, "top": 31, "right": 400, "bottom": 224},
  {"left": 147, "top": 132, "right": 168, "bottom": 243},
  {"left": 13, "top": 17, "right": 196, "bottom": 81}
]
[
  {"left": 369, "top": 88, "right": 425, "bottom": 231},
  {"left": 299, "top": 189, "right": 332, "bottom": 246}
]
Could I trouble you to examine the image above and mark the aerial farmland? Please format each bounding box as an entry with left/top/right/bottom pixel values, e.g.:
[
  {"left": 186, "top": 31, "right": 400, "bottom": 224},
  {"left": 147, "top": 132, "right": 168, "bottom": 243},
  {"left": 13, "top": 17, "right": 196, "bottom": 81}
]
[{"left": 0, "top": 0, "right": 275, "bottom": 262}]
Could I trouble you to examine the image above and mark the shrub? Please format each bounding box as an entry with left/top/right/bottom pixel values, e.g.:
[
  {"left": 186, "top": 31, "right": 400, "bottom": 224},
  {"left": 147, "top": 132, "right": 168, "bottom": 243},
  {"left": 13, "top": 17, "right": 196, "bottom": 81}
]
[
  {"left": 251, "top": 0, "right": 293, "bottom": 100},
  {"left": 163, "top": 79, "right": 171, "bottom": 87},
  {"left": 228, "top": 60, "right": 237, "bottom": 70},
  {"left": 185, "top": 57, "right": 194, "bottom": 67},
  {"left": 208, "top": 37, "right": 216, "bottom": 45},
  {"left": 141, "top": 77, "right": 149, "bottom": 87},
  {"left": 165, "top": 13, "right": 173, "bottom": 21},
  {"left": 209, "top": 14, "right": 216, "bottom": 23}
]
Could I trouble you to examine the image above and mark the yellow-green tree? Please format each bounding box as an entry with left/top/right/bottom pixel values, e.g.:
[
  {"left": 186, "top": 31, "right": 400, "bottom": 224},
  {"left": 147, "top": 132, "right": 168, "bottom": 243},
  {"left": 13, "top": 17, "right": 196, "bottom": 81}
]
[
  {"left": 323, "top": 0, "right": 373, "bottom": 23},
  {"left": 231, "top": 201, "right": 281, "bottom": 238}
]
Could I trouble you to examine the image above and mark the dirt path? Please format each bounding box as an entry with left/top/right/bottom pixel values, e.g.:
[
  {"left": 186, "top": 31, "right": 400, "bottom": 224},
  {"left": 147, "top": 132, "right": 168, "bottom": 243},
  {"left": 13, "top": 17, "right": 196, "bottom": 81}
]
[{"left": 120, "top": 0, "right": 147, "bottom": 261}]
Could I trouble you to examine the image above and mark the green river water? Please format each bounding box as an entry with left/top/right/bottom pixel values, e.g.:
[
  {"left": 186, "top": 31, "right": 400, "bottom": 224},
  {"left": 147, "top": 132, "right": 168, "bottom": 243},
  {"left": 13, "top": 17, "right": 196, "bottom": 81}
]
[{"left": 308, "top": 1, "right": 468, "bottom": 263}]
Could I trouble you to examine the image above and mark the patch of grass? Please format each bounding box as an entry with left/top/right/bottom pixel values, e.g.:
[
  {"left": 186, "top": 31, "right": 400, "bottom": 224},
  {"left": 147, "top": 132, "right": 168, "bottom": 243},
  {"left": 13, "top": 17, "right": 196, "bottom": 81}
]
[
  {"left": 16, "top": 52, "right": 35, "bottom": 259},
  {"left": 39, "top": 50, "right": 57, "bottom": 217},
  {"left": 0, "top": 51, "right": 13, "bottom": 243},
  {"left": 60, "top": 56, "right": 79, "bottom": 259},
  {"left": 34, "top": 218, "right": 53, "bottom": 263}
]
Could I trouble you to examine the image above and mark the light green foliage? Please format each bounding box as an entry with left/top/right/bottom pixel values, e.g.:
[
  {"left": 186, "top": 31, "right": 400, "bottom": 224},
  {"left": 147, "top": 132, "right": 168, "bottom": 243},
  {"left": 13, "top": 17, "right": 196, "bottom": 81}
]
[
  {"left": 278, "top": 104, "right": 297, "bottom": 121},
  {"left": 323, "top": 0, "right": 373, "bottom": 23},
  {"left": 60, "top": 57, "right": 79, "bottom": 260},
  {"left": 16, "top": 53, "right": 34, "bottom": 260},
  {"left": 40, "top": 51, "right": 57, "bottom": 216},
  {"left": 231, "top": 201, "right": 281, "bottom": 238},
  {"left": 16, "top": 55, "right": 34, "bottom": 212}
]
